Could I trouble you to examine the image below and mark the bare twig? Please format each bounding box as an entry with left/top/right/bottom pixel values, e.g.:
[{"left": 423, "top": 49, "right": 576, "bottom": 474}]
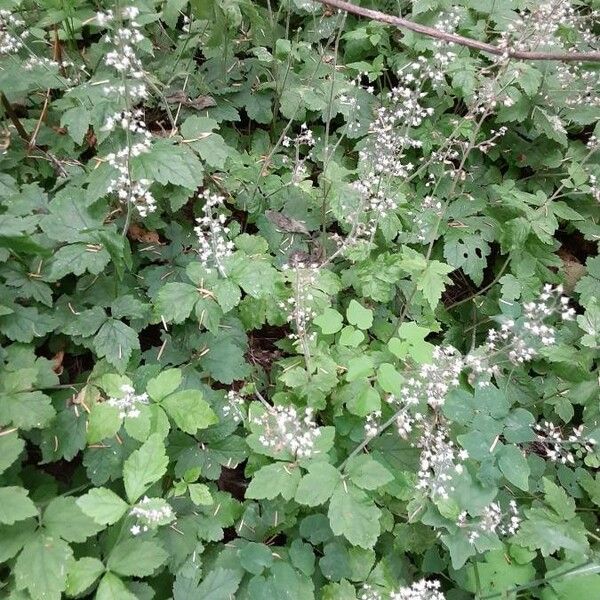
[{"left": 314, "top": 0, "right": 600, "bottom": 62}]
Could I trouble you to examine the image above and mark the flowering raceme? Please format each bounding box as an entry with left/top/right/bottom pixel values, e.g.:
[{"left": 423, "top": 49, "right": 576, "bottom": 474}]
[
  {"left": 96, "top": 6, "right": 156, "bottom": 219},
  {"left": 194, "top": 190, "right": 235, "bottom": 276}
]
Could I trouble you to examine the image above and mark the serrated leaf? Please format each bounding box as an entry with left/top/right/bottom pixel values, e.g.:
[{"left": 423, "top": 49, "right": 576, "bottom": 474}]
[
  {"left": 346, "top": 300, "right": 372, "bottom": 330},
  {"left": 0, "top": 430, "right": 24, "bottom": 474},
  {"left": 295, "top": 462, "right": 340, "bottom": 506},
  {"left": 65, "top": 557, "right": 105, "bottom": 597},
  {"left": 161, "top": 389, "right": 218, "bottom": 434},
  {"left": 123, "top": 434, "right": 168, "bottom": 503},
  {"left": 246, "top": 462, "right": 301, "bottom": 500},
  {"left": 76, "top": 487, "right": 128, "bottom": 525},
  {"left": 196, "top": 568, "right": 242, "bottom": 600},
  {"left": 93, "top": 319, "right": 139, "bottom": 371},
  {"left": 346, "top": 455, "right": 394, "bottom": 490},
  {"left": 328, "top": 483, "right": 381, "bottom": 548},
  {"left": 314, "top": 308, "right": 343, "bottom": 334},
  {"left": 45, "top": 243, "right": 110, "bottom": 281},
  {"left": 107, "top": 538, "right": 168, "bottom": 577},
  {"left": 498, "top": 445, "right": 530, "bottom": 491},
  {"left": 43, "top": 497, "right": 103, "bottom": 542},
  {"left": 0, "top": 389, "right": 55, "bottom": 431},
  {"left": 147, "top": 368, "right": 182, "bottom": 401},
  {"left": 155, "top": 283, "right": 198, "bottom": 324},
  {"left": 418, "top": 260, "right": 453, "bottom": 309},
  {"left": 14, "top": 534, "right": 74, "bottom": 600},
  {"left": 131, "top": 139, "right": 204, "bottom": 189},
  {"left": 0, "top": 486, "right": 38, "bottom": 524},
  {"left": 95, "top": 573, "right": 138, "bottom": 600}
]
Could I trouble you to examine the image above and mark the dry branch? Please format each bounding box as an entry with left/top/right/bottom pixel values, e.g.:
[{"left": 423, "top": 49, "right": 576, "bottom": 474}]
[{"left": 314, "top": 0, "right": 600, "bottom": 62}]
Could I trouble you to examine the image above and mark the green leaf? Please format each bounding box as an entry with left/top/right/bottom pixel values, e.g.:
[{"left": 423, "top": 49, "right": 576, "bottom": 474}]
[
  {"left": 180, "top": 116, "right": 233, "bottom": 169},
  {"left": 498, "top": 445, "right": 530, "bottom": 491},
  {"left": 60, "top": 106, "right": 90, "bottom": 145},
  {"left": 543, "top": 477, "right": 576, "bottom": 520},
  {"left": 0, "top": 430, "right": 24, "bottom": 474},
  {"left": 338, "top": 326, "right": 364, "bottom": 347},
  {"left": 0, "top": 486, "right": 38, "bottom": 524},
  {"left": 76, "top": 487, "right": 128, "bottom": 525},
  {"left": 228, "top": 254, "right": 279, "bottom": 299},
  {"left": 346, "top": 455, "right": 394, "bottom": 490},
  {"left": 189, "top": 483, "right": 213, "bottom": 506},
  {"left": 246, "top": 463, "right": 301, "bottom": 501},
  {"left": 155, "top": 283, "right": 198, "bottom": 324},
  {"left": 314, "top": 308, "right": 344, "bottom": 335},
  {"left": 147, "top": 368, "right": 182, "bottom": 401},
  {"left": 131, "top": 139, "right": 204, "bottom": 190},
  {"left": 239, "top": 542, "right": 274, "bottom": 575},
  {"left": 196, "top": 568, "right": 242, "bottom": 599},
  {"left": 513, "top": 510, "right": 588, "bottom": 556},
  {"left": 65, "top": 557, "right": 105, "bottom": 597},
  {"left": 0, "top": 389, "right": 55, "bottom": 431},
  {"left": 107, "top": 538, "right": 168, "bottom": 577},
  {"left": 346, "top": 356, "right": 374, "bottom": 382},
  {"left": 45, "top": 243, "right": 110, "bottom": 281},
  {"left": 418, "top": 260, "right": 453, "bottom": 309},
  {"left": 376, "top": 363, "right": 403, "bottom": 394},
  {"left": 0, "top": 305, "right": 55, "bottom": 343},
  {"left": 14, "top": 534, "right": 74, "bottom": 600},
  {"left": 86, "top": 402, "right": 121, "bottom": 444},
  {"left": 161, "top": 389, "right": 218, "bottom": 434},
  {"left": 295, "top": 462, "right": 340, "bottom": 506},
  {"left": 43, "top": 497, "right": 102, "bottom": 542},
  {"left": 95, "top": 573, "right": 138, "bottom": 600},
  {"left": 346, "top": 300, "right": 373, "bottom": 330},
  {"left": 123, "top": 434, "right": 168, "bottom": 503},
  {"left": 328, "top": 482, "right": 381, "bottom": 548},
  {"left": 93, "top": 319, "right": 140, "bottom": 371}
]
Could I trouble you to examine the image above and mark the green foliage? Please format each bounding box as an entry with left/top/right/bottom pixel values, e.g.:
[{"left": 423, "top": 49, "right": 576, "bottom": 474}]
[{"left": 0, "top": 0, "right": 599, "bottom": 598}]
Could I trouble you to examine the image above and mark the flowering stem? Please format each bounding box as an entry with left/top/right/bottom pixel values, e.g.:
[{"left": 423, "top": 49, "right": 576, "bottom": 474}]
[{"left": 338, "top": 406, "right": 408, "bottom": 472}]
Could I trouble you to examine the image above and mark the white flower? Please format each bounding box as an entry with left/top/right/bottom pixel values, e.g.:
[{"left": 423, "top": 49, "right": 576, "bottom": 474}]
[
  {"left": 391, "top": 578, "right": 445, "bottom": 600},
  {"left": 253, "top": 405, "right": 321, "bottom": 459},
  {"left": 106, "top": 383, "right": 149, "bottom": 418}
]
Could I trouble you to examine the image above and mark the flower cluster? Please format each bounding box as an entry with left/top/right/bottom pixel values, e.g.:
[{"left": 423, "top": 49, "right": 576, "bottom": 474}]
[
  {"left": 129, "top": 496, "right": 175, "bottom": 535},
  {"left": 103, "top": 109, "right": 155, "bottom": 216},
  {"left": 534, "top": 422, "right": 596, "bottom": 464},
  {"left": 0, "top": 9, "right": 27, "bottom": 55},
  {"left": 457, "top": 500, "right": 521, "bottom": 544},
  {"left": 253, "top": 404, "right": 321, "bottom": 459},
  {"left": 282, "top": 123, "right": 316, "bottom": 185},
  {"left": 359, "top": 584, "right": 383, "bottom": 600},
  {"left": 415, "top": 420, "right": 468, "bottom": 500},
  {"left": 97, "top": 6, "right": 148, "bottom": 101},
  {"left": 344, "top": 61, "right": 434, "bottom": 240},
  {"left": 106, "top": 383, "right": 149, "bottom": 418},
  {"left": 390, "top": 579, "right": 445, "bottom": 600},
  {"left": 280, "top": 259, "right": 319, "bottom": 344},
  {"left": 485, "top": 284, "right": 574, "bottom": 365},
  {"left": 397, "top": 346, "right": 463, "bottom": 409},
  {"left": 194, "top": 190, "right": 234, "bottom": 276},
  {"left": 223, "top": 390, "right": 246, "bottom": 423}
]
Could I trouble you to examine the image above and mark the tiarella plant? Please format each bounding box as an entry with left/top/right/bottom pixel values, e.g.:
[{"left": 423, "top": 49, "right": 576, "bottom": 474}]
[{"left": 0, "top": 0, "right": 599, "bottom": 599}]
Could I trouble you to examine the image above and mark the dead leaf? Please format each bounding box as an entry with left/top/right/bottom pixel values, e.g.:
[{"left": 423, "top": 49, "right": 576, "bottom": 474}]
[
  {"left": 128, "top": 223, "right": 161, "bottom": 244},
  {"left": 165, "top": 91, "right": 217, "bottom": 111},
  {"left": 265, "top": 210, "right": 310, "bottom": 235}
]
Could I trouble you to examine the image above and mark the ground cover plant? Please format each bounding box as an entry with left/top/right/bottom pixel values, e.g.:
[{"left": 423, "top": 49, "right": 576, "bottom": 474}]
[{"left": 0, "top": 0, "right": 599, "bottom": 598}]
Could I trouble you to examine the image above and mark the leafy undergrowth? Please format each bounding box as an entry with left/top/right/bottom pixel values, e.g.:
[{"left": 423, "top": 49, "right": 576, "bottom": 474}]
[{"left": 0, "top": 1, "right": 599, "bottom": 599}]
